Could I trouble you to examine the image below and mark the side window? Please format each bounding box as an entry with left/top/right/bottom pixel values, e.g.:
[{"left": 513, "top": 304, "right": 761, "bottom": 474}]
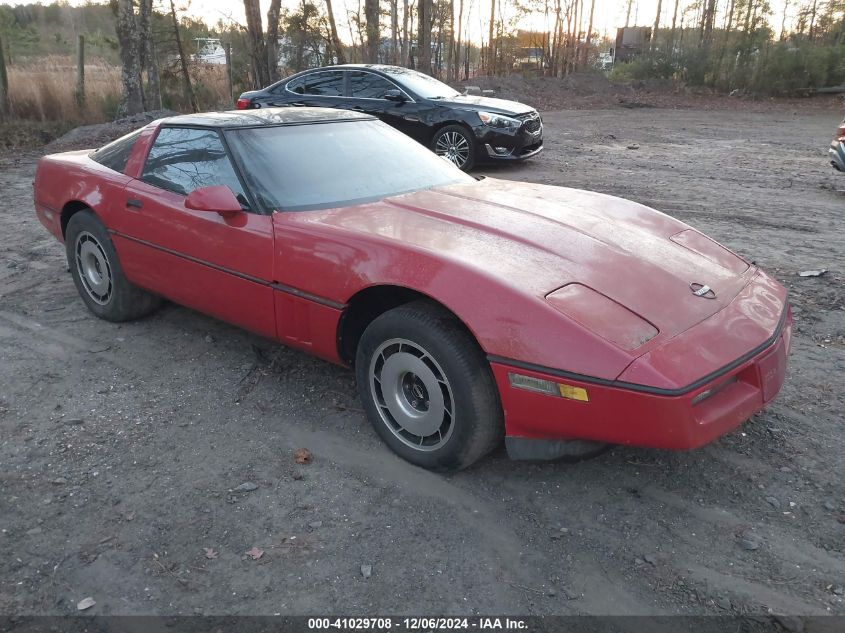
[
  {"left": 90, "top": 129, "right": 142, "bottom": 173},
  {"left": 301, "top": 71, "right": 344, "bottom": 96},
  {"left": 141, "top": 127, "right": 247, "bottom": 205},
  {"left": 349, "top": 72, "right": 398, "bottom": 99},
  {"left": 284, "top": 77, "right": 305, "bottom": 94}
]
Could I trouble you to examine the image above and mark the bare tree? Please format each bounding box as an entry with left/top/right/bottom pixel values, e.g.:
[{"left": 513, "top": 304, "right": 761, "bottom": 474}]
[
  {"left": 266, "top": 0, "right": 282, "bottom": 82},
  {"left": 365, "top": 0, "right": 380, "bottom": 62},
  {"left": 401, "top": 0, "right": 412, "bottom": 66},
  {"left": 454, "top": 0, "right": 464, "bottom": 80},
  {"left": 116, "top": 0, "right": 144, "bottom": 116},
  {"left": 325, "top": 0, "right": 347, "bottom": 63},
  {"left": 244, "top": 0, "right": 269, "bottom": 87},
  {"left": 487, "top": 0, "right": 496, "bottom": 73},
  {"left": 583, "top": 0, "right": 595, "bottom": 66},
  {"left": 418, "top": 0, "right": 432, "bottom": 72},
  {"left": 652, "top": 0, "right": 663, "bottom": 50},
  {"left": 389, "top": 0, "right": 399, "bottom": 63},
  {"left": 170, "top": 0, "right": 198, "bottom": 111},
  {"left": 139, "top": 0, "right": 161, "bottom": 110}
]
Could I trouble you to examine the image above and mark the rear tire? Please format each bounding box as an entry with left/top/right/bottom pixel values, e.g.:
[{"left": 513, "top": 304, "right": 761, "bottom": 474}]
[
  {"left": 355, "top": 301, "right": 503, "bottom": 471},
  {"left": 430, "top": 125, "right": 476, "bottom": 171},
  {"left": 65, "top": 209, "right": 161, "bottom": 322}
]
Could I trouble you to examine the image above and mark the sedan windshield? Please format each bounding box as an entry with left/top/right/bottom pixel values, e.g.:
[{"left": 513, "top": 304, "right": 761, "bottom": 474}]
[
  {"left": 378, "top": 67, "right": 461, "bottom": 99},
  {"left": 225, "top": 120, "right": 473, "bottom": 212}
]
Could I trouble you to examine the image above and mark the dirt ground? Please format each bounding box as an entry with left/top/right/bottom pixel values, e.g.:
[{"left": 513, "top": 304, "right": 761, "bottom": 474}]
[{"left": 0, "top": 105, "right": 843, "bottom": 621}]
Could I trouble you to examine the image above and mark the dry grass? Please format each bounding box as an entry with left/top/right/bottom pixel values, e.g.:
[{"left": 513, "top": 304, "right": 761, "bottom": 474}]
[
  {"left": 3, "top": 56, "right": 234, "bottom": 125},
  {"left": 7, "top": 56, "right": 122, "bottom": 123}
]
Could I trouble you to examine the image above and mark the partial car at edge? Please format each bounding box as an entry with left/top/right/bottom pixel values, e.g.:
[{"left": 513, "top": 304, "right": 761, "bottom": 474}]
[
  {"left": 236, "top": 64, "right": 543, "bottom": 171},
  {"left": 829, "top": 116, "right": 845, "bottom": 171},
  {"left": 33, "top": 107, "right": 791, "bottom": 472}
]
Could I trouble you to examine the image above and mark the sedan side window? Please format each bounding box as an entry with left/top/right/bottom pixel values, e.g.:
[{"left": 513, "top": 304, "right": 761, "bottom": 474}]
[
  {"left": 142, "top": 127, "right": 248, "bottom": 205},
  {"left": 349, "top": 71, "right": 399, "bottom": 99},
  {"left": 301, "top": 71, "right": 344, "bottom": 96}
]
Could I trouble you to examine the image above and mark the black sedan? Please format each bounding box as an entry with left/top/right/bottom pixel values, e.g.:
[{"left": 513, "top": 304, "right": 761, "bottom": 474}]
[{"left": 236, "top": 64, "right": 543, "bottom": 171}]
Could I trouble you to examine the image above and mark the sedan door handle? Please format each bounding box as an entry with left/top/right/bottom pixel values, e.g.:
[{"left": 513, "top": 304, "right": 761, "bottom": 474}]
[
  {"left": 290, "top": 102, "right": 306, "bottom": 107},
  {"left": 126, "top": 198, "right": 143, "bottom": 209}
]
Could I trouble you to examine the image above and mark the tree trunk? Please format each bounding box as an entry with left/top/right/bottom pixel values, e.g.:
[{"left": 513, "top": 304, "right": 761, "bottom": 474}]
[
  {"left": 365, "top": 0, "right": 380, "bottom": 63},
  {"left": 139, "top": 0, "right": 161, "bottom": 111},
  {"left": 243, "top": 0, "right": 269, "bottom": 87},
  {"left": 447, "top": 0, "right": 455, "bottom": 80},
  {"left": 390, "top": 0, "right": 399, "bottom": 64},
  {"left": 455, "top": 0, "right": 464, "bottom": 80},
  {"left": 418, "top": 0, "right": 431, "bottom": 73},
  {"left": 651, "top": 0, "right": 663, "bottom": 51},
  {"left": 116, "top": 0, "right": 144, "bottom": 116},
  {"left": 669, "top": 0, "right": 680, "bottom": 53},
  {"left": 583, "top": 0, "right": 595, "bottom": 67},
  {"left": 75, "top": 35, "right": 85, "bottom": 109},
  {"left": 401, "top": 0, "right": 411, "bottom": 66},
  {"left": 487, "top": 0, "right": 496, "bottom": 73},
  {"left": 325, "top": 0, "right": 347, "bottom": 64},
  {"left": 0, "top": 34, "right": 9, "bottom": 118},
  {"left": 266, "top": 0, "right": 282, "bottom": 82},
  {"left": 170, "top": 0, "right": 198, "bottom": 112}
]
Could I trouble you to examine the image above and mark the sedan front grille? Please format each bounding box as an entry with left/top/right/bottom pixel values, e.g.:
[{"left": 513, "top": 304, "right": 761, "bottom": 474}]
[{"left": 518, "top": 112, "right": 542, "bottom": 134}]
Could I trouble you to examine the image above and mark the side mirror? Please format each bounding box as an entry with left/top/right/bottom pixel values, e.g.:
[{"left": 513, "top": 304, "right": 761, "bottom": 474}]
[
  {"left": 185, "top": 186, "right": 243, "bottom": 215},
  {"left": 384, "top": 89, "right": 407, "bottom": 103}
]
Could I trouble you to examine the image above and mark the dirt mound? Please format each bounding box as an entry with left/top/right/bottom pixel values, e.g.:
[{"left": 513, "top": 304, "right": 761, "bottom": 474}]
[
  {"left": 459, "top": 73, "right": 636, "bottom": 110},
  {"left": 46, "top": 109, "right": 180, "bottom": 151},
  {"left": 458, "top": 72, "right": 845, "bottom": 112}
]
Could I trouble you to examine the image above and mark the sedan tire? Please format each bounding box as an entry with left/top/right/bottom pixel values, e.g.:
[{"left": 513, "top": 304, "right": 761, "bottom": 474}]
[
  {"left": 355, "top": 301, "right": 503, "bottom": 471},
  {"left": 65, "top": 209, "right": 161, "bottom": 322},
  {"left": 431, "top": 125, "right": 476, "bottom": 171}
]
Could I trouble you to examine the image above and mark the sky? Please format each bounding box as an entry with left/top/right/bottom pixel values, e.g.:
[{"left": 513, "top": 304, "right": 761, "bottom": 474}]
[{"left": 5, "top": 0, "right": 796, "bottom": 46}]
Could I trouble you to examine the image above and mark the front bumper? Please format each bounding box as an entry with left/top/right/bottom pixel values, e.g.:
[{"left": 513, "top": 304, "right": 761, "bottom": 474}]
[
  {"left": 474, "top": 117, "right": 543, "bottom": 163},
  {"left": 492, "top": 298, "right": 792, "bottom": 454},
  {"left": 829, "top": 140, "right": 845, "bottom": 171}
]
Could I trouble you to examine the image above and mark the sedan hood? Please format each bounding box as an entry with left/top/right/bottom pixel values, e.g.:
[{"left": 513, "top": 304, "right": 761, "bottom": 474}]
[
  {"left": 298, "top": 178, "right": 754, "bottom": 348},
  {"left": 437, "top": 94, "right": 535, "bottom": 116}
]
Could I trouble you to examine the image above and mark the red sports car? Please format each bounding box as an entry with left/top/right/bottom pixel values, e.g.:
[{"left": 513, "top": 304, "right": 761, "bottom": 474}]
[{"left": 33, "top": 108, "right": 792, "bottom": 471}]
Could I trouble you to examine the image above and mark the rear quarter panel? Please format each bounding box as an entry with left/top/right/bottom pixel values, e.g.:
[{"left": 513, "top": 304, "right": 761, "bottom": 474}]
[{"left": 34, "top": 151, "right": 133, "bottom": 241}]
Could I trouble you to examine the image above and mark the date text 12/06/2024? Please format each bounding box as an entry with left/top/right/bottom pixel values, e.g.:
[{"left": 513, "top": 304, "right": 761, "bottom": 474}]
[{"left": 307, "top": 618, "right": 528, "bottom": 630}]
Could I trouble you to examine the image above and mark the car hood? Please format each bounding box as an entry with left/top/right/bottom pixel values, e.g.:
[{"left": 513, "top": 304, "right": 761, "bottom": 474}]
[
  {"left": 435, "top": 94, "right": 536, "bottom": 116},
  {"left": 299, "top": 178, "right": 754, "bottom": 346}
]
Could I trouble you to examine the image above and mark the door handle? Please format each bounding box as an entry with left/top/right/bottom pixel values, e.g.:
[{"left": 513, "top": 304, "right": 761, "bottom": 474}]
[
  {"left": 126, "top": 198, "right": 143, "bottom": 209},
  {"left": 290, "top": 102, "right": 306, "bottom": 107}
]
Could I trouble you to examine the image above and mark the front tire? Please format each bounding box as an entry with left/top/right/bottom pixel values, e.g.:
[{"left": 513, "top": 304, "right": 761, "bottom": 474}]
[
  {"left": 65, "top": 209, "right": 161, "bottom": 322},
  {"left": 355, "top": 301, "right": 503, "bottom": 471},
  {"left": 431, "top": 125, "right": 476, "bottom": 171}
]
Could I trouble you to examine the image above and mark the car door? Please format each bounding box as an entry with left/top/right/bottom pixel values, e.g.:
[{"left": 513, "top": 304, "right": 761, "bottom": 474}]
[
  {"left": 113, "top": 126, "right": 277, "bottom": 339},
  {"left": 344, "top": 70, "right": 427, "bottom": 142}
]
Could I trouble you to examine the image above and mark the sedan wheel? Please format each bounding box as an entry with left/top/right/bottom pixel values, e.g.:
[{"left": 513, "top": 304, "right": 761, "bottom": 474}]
[
  {"left": 356, "top": 301, "right": 503, "bottom": 471},
  {"left": 431, "top": 125, "right": 476, "bottom": 171}
]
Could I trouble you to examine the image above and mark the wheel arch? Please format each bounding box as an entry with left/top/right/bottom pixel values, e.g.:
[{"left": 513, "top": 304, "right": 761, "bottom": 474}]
[
  {"left": 60, "top": 200, "right": 95, "bottom": 238},
  {"left": 337, "top": 284, "right": 484, "bottom": 365}
]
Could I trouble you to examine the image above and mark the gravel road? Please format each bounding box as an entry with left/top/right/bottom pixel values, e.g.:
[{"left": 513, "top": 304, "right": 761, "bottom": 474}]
[{"left": 0, "top": 106, "right": 843, "bottom": 618}]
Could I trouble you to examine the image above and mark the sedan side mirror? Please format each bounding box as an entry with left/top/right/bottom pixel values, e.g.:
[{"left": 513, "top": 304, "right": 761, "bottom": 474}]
[
  {"left": 384, "top": 89, "right": 407, "bottom": 103},
  {"left": 185, "top": 186, "right": 243, "bottom": 215}
]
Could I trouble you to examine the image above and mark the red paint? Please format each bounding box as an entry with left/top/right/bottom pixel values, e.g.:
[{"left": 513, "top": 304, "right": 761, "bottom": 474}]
[{"left": 33, "top": 115, "right": 792, "bottom": 451}]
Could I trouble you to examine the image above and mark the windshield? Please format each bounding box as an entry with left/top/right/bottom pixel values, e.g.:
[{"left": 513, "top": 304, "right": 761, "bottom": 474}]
[
  {"left": 379, "top": 67, "right": 461, "bottom": 99},
  {"left": 225, "top": 120, "right": 473, "bottom": 212}
]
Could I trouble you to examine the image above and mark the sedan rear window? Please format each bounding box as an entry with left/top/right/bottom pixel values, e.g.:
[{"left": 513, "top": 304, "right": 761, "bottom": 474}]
[{"left": 225, "top": 120, "right": 473, "bottom": 212}]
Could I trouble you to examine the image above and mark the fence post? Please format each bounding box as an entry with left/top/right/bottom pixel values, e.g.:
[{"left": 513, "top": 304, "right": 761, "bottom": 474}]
[
  {"left": 0, "top": 34, "right": 9, "bottom": 118},
  {"left": 225, "top": 43, "right": 234, "bottom": 106},
  {"left": 75, "top": 35, "right": 85, "bottom": 109}
]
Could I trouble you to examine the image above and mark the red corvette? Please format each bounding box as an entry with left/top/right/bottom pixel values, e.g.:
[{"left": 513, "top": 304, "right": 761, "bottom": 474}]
[{"left": 33, "top": 108, "right": 792, "bottom": 471}]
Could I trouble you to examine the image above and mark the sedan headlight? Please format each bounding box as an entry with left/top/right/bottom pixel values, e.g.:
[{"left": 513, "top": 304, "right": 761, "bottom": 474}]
[{"left": 478, "top": 111, "right": 521, "bottom": 129}]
